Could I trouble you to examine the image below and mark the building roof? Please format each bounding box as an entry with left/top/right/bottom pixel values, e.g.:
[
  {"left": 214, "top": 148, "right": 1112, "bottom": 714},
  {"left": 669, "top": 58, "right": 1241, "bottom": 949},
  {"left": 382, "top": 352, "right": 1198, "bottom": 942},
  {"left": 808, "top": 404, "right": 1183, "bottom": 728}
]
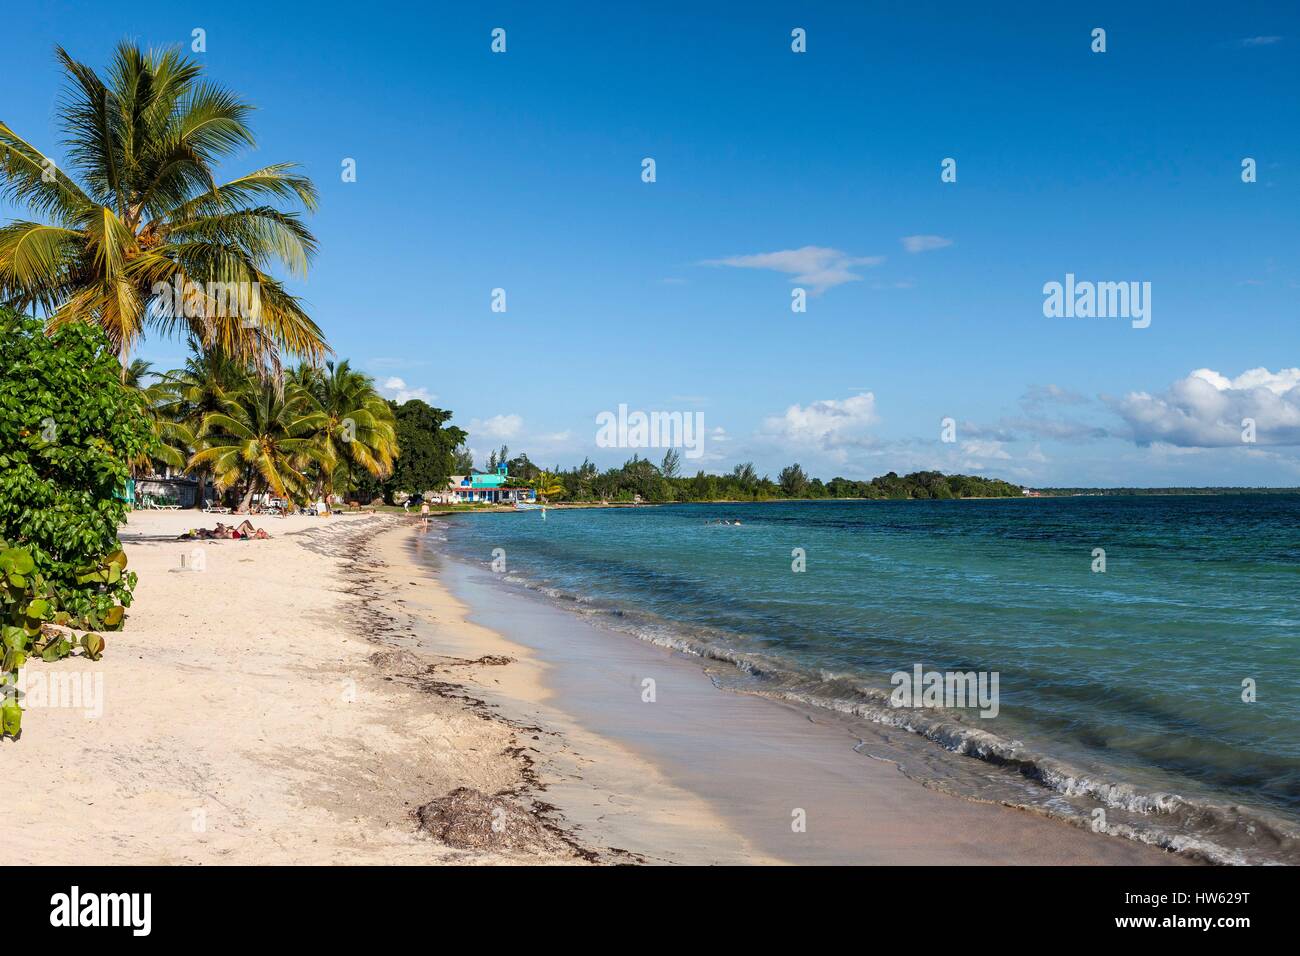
[{"left": 450, "top": 465, "right": 512, "bottom": 489}]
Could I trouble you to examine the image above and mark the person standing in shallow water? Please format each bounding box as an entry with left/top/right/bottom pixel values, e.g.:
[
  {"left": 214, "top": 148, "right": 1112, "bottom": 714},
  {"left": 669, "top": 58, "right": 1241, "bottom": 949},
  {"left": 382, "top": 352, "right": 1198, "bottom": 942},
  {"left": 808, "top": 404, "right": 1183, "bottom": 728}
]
[{"left": 420, "top": 501, "right": 430, "bottom": 528}]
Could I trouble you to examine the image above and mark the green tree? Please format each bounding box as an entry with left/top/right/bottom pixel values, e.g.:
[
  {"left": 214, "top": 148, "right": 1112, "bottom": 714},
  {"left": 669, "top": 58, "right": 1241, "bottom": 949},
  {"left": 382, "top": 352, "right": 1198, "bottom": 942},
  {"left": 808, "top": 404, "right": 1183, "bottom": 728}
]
[
  {"left": 778, "top": 463, "right": 809, "bottom": 497},
  {"left": 190, "top": 380, "right": 323, "bottom": 511},
  {"left": 730, "top": 461, "right": 759, "bottom": 490},
  {"left": 451, "top": 444, "right": 474, "bottom": 474},
  {"left": 660, "top": 448, "right": 681, "bottom": 479},
  {"left": 379, "top": 400, "right": 466, "bottom": 503},
  {"left": 506, "top": 452, "right": 540, "bottom": 483},
  {"left": 0, "top": 307, "right": 153, "bottom": 628},
  {"left": 0, "top": 43, "right": 327, "bottom": 367},
  {"left": 533, "top": 471, "right": 564, "bottom": 502},
  {"left": 156, "top": 348, "right": 252, "bottom": 508},
  {"left": 291, "top": 360, "right": 397, "bottom": 510},
  {"left": 129, "top": 360, "right": 193, "bottom": 477}
]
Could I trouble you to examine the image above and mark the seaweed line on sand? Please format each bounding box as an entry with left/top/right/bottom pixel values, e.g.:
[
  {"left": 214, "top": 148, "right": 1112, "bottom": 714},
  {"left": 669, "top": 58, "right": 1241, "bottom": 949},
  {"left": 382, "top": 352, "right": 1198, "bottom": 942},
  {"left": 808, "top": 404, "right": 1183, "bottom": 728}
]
[{"left": 298, "top": 516, "right": 643, "bottom": 864}]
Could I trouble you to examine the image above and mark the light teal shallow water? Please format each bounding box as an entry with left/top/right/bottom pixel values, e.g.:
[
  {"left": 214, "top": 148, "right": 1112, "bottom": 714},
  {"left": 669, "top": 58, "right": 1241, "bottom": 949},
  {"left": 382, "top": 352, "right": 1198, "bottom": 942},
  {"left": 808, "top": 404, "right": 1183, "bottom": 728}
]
[{"left": 437, "top": 496, "right": 1300, "bottom": 863}]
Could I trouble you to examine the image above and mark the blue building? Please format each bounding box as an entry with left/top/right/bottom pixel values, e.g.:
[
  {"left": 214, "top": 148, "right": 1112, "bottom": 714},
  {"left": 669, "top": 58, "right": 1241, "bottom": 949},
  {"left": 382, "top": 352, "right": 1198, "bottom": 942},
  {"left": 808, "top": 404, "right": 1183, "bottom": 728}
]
[{"left": 440, "top": 465, "right": 537, "bottom": 504}]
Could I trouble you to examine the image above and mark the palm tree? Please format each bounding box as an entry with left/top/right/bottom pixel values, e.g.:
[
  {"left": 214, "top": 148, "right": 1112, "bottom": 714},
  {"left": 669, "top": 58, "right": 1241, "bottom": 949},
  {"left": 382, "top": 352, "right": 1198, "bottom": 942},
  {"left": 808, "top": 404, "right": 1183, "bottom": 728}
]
[
  {"left": 157, "top": 348, "right": 253, "bottom": 508},
  {"left": 290, "top": 360, "right": 397, "bottom": 510},
  {"left": 122, "top": 358, "right": 154, "bottom": 390},
  {"left": 125, "top": 358, "right": 192, "bottom": 476},
  {"left": 533, "top": 470, "right": 564, "bottom": 502},
  {"left": 189, "top": 380, "right": 324, "bottom": 512},
  {"left": 0, "top": 42, "right": 327, "bottom": 368}
]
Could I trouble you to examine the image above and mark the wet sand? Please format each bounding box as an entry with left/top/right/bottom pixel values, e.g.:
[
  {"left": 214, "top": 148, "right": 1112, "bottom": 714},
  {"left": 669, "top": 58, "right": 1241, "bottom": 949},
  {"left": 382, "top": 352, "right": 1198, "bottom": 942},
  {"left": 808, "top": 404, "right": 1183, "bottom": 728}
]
[{"left": 403, "top": 524, "right": 1185, "bottom": 865}]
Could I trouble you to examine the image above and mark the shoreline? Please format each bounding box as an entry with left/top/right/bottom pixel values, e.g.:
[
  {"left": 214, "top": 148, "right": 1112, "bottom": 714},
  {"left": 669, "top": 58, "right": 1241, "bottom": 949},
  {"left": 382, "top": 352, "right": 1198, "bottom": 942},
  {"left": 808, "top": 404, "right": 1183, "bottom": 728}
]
[
  {"left": 382, "top": 524, "right": 783, "bottom": 863},
  {"left": 2, "top": 508, "right": 1192, "bottom": 864},
  {"left": 404, "top": 520, "right": 1186, "bottom": 865},
  {"left": 426, "top": 501, "right": 1300, "bottom": 865}
]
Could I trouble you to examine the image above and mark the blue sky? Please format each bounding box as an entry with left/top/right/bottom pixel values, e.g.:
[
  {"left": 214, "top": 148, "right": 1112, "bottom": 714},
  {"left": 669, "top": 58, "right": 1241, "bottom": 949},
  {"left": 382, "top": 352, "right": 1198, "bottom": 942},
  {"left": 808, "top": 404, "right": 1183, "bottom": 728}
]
[{"left": 3, "top": 1, "right": 1298, "bottom": 485}]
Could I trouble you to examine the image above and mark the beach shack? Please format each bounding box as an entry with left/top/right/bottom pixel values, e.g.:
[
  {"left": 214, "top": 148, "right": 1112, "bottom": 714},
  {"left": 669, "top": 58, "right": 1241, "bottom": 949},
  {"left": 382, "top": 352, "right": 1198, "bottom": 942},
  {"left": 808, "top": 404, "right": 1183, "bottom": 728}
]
[{"left": 440, "top": 466, "right": 537, "bottom": 504}]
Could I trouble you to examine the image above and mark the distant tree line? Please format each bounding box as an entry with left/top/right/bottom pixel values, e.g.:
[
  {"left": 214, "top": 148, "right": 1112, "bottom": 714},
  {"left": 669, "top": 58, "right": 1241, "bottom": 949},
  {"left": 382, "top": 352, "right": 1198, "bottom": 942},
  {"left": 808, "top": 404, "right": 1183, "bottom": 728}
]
[{"left": 474, "top": 451, "right": 1023, "bottom": 503}]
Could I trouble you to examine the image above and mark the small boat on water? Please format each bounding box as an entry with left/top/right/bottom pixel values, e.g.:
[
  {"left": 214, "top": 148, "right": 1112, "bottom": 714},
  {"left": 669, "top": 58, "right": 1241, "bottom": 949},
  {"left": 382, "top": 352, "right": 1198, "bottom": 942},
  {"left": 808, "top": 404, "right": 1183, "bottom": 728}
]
[{"left": 514, "top": 501, "right": 542, "bottom": 511}]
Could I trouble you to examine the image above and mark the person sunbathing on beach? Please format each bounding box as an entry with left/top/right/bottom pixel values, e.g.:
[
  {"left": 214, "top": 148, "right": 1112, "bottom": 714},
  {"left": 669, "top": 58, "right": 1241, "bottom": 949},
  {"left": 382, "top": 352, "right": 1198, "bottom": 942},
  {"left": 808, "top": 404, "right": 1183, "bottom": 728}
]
[
  {"left": 178, "top": 520, "right": 269, "bottom": 541},
  {"left": 179, "top": 523, "right": 225, "bottom": 540}
]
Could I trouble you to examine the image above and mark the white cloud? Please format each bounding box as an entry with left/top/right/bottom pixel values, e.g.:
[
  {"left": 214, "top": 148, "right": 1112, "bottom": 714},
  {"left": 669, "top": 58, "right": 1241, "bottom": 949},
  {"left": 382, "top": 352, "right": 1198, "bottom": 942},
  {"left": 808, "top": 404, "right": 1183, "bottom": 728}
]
[
  {"left": 1108, "top": 367, "right": 1300, "bottom": 447},
  {"left": 380, "top": 376, "right": 436, "bottom": 404},
  {"left": 960, "top": 439, "right": 1011, "bottom": 461},
  {"left": 469, "top": 413, "right": 524, "bottom": 440},
  {"left": 761, "top": 392, "right": 879, "bottom": 449},
  {"left": 900, "top": 235, "right": 953, "bottom": 254},
  {"left": 1240, "top": 36, "right": 1283, "bottom": 47},
  {"left": 704, "top": 246, "right": 884, "bottom": 294}
]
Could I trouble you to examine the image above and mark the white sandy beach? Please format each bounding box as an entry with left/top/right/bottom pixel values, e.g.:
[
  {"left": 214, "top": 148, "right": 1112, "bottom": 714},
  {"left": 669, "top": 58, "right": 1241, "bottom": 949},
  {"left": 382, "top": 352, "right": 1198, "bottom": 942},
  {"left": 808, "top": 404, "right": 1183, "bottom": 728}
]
[
  {"left": 4, "top": 509, "right": 765, "bottom": 864},
  {"left": 4, "top": 509, "right": 1185, "bottom": 865}
]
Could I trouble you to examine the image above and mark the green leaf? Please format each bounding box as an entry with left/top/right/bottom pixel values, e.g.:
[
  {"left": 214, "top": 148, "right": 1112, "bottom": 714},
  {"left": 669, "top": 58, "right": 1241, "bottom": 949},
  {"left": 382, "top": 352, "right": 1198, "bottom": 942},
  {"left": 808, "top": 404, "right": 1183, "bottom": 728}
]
[
  {"left": 0, "top": 548, "right": 33, "bottom": 576},
  {"left": 2, "top": 626, "right": 26, "bottom": 651},
  {"left": 40, "top": 638, "right": 71, "bottom": 662},
  {"left": 82, "top": 632, "right": 104, "bottom": 661},
  {"left": 1, "top": 697, "right": 21, "bottom": 737}
]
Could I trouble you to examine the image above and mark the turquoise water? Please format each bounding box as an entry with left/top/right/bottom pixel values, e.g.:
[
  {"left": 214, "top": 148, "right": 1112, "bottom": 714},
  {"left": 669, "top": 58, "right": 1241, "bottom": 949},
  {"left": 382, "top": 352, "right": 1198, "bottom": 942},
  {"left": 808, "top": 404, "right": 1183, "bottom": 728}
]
[{"left": 437, "top": 496, "right": 1300, "bottom": 863}]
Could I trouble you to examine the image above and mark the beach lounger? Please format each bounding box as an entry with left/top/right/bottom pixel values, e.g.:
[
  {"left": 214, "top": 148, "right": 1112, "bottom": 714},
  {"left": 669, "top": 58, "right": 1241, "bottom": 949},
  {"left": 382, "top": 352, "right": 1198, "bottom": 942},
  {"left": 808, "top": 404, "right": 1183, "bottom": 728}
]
[{"left": 141, "top": 494, "right": 179, "bottom": 510}]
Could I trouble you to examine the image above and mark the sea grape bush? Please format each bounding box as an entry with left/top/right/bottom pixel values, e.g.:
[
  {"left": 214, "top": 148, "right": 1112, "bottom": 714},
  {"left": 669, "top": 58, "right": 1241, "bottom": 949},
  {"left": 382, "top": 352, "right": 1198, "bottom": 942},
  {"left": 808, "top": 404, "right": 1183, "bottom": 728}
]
[
  {"left": 0, "top": 308, "right": 152, "bottom": 737},
  {"left": 0, "top": 543, "right": 106, "bottom": 737}
]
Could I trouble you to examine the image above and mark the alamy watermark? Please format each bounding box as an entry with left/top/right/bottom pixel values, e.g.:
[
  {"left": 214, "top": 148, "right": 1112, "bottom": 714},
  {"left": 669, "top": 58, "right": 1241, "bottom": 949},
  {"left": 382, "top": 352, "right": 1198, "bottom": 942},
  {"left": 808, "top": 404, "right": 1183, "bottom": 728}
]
[
  {"left": 49, "top": 886, "right": 150, "bottom": 936},
  {"left": 890, "top": 663, "right": 999, "bottom": 718},
  {"left": 1043, "top": 273, "right": 1150, "bottom": 328},
  {"left": 1, "top": 669, "right": 104, "bottom": 719},
  {"left": 151, "top": 277, "right": 262, "bottom": 326},
  {"left": 595, "top": 404, "right": 705, "bottom": 459}
]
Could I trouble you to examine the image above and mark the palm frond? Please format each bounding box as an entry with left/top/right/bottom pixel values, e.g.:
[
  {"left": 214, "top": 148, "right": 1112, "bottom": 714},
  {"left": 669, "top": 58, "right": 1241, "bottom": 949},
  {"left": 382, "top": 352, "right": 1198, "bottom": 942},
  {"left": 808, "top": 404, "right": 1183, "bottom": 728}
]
[
  {"left": 1, "top": 43, "right": 328, "bottom": 365},
  {"left": 0, "top": 121, "right": 95, "bottom": 222},
  {"left": 0, "top": 221, "right": 82, "bottom": 309}
]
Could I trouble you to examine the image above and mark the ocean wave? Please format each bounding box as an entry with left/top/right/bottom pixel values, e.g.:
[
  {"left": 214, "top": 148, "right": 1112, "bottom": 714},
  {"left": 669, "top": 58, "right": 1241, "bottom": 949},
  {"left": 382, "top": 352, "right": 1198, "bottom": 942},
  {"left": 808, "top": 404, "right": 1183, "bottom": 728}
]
[
  {"left": 751, "top": 684, "right": 1300, "bottom": 866},
  {"left": 468, "top": 555, "right": 1300, "bottom": 866}
]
